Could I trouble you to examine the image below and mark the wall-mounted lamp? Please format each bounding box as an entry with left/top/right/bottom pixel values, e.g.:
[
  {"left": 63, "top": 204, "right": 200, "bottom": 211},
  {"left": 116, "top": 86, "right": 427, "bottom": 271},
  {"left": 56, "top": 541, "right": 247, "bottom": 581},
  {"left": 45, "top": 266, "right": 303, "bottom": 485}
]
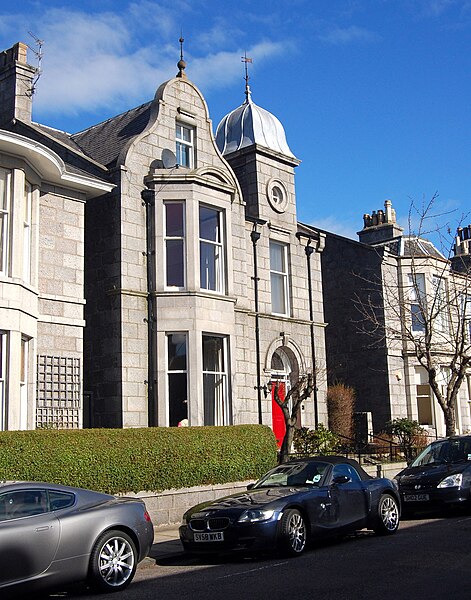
[
  {"left": 254, "top": 381, "right": 273, "bottom": 398},
  {"left": 394, "top": 370, "right": 403, "bottom": 381}
]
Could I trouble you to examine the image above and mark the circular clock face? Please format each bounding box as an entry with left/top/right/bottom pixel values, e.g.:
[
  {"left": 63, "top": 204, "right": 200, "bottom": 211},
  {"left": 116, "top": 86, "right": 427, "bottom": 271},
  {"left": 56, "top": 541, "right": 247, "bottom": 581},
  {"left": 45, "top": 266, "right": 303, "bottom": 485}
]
[{"left": 267, "top": 179, "right": 289, "bottom": 213}]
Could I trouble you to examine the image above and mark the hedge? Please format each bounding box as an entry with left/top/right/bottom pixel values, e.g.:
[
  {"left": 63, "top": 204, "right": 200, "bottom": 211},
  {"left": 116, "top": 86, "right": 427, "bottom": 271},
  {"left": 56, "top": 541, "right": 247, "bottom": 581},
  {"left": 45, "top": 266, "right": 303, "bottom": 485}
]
[{"left": 0, "top": 425, "right": 278, "bottom": 494}]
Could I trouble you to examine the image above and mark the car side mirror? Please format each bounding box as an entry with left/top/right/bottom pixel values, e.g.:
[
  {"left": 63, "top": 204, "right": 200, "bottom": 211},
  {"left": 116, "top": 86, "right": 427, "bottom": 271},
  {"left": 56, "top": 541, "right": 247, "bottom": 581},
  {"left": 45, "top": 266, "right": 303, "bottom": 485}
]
[
  {"left": 246, "top": 483, "right": 255, "bottom": 490},
  {"left": 332, "top": 475, "right": 350, "bottom": 485}
]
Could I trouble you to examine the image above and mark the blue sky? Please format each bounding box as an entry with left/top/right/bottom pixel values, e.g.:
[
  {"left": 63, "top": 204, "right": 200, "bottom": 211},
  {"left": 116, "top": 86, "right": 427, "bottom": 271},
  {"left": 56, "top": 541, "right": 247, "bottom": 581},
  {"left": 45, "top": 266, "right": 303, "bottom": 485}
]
[{"left": 1, "top": 0, "right": 470, "bottom": 241}]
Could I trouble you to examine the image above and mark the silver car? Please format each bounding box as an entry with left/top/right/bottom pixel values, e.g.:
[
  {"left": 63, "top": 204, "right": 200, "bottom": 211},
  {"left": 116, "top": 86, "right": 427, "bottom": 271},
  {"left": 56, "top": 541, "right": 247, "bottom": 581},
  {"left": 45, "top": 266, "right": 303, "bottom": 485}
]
[{"left": 0, "top": 481, "right": 154, "bottom": 595}]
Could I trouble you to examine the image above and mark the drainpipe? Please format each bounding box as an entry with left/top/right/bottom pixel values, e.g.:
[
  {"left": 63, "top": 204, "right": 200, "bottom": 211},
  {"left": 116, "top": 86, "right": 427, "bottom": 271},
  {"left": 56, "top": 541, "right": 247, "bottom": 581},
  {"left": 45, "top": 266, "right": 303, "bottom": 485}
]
[
  {"left": 141, "top": 187, "right": 157, "bottom": 426},
  {"left": 296, "top": 233, "right": 321, "bottom": 428},
  {"left": 248, "top": 218, "right": 267, "bottom": 425}
]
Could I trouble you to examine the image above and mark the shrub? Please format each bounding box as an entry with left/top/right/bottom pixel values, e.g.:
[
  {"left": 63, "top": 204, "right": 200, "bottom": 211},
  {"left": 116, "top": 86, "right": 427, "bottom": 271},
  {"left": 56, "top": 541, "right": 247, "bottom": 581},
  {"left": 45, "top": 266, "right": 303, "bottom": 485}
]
[
  {"left": 293, "top": 424, "right": 340, "bottom": 456},
  {"left": 384, "top": 418, "right": 427, "bottom": 463},
  {"left": 327, "top": 383, "right": 356, "bottom": 439},
  {"left": 0, "top": 425, "right": 277, "bottom": 494}
]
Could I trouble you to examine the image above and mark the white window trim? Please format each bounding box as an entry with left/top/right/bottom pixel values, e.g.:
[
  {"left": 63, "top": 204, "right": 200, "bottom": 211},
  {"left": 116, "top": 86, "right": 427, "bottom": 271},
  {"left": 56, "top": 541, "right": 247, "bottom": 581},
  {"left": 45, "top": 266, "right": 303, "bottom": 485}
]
[
  {"left": 202, "top": 334, "right": 231, "bottom": 426},
  {"left": 0, "top": 331, "right": 7, "bottom": 431},
  {"left": 0, "top": 168, "right": 11, "bottom": 276},
  {"left": 20, "top": 335, "right": 29, "bottom": 430},
  {"left": 176, "top": 122, "right": 195, "bottom": 168},
  {"left": 199, "top": 205, "right": 225, "bottom": 294},
  {"left": 23, "top": 181, "right": 32, "bottom": 284},
  {"left": 164, "top": 201, "right": 186, "bottom": 290},
  {"left": 270, "top": 240, "right": 291, "bottom": 316},
  {"left": 166, "top": 332, "right": 189, "bottom": 426},
  {"left": 408, "top": 273, "right": 426, "bottom": 334}
]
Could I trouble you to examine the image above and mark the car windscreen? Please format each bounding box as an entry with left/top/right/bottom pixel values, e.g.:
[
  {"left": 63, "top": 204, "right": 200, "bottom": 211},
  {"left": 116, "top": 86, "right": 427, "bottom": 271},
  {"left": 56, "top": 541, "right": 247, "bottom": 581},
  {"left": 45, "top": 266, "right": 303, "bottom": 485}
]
[
  {"left": 411, "top": 438, "right": 471, "bottom": 467},
  {"left": 253, "top": 462, "right": 329, "bottom": 488}
]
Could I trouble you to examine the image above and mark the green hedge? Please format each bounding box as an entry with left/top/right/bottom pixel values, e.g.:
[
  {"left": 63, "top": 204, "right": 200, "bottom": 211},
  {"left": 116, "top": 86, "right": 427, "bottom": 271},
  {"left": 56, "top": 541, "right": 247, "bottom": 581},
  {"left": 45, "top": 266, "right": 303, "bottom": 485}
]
[{"left": 0, "top": 425, "right": 278, "bottom": 494}]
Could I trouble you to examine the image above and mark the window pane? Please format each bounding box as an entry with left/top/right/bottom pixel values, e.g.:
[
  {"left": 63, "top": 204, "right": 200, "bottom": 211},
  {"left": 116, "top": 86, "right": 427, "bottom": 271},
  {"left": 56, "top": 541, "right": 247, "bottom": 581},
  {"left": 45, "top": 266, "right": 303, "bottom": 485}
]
[
  {"left": 167, "top": 334, "right": 188, "bottom": 427},
  {"left": 168, "top": 373, "right": 188, "bottom": 426},
  {"left": 200, "top": 242, "right": 219, "bottom": 290},
  {"left": 168, "top": 334, "right": 187, "bottom": 371},
  {"left": 176, "top": 143, "right": 191, "bottom": 167},
  {"left": 203, "top": 336, "right": 223, "bottom": 371},
  {"left": 166, "top": 203, "right": 184, "bottom": 237},
  {"left": 411, "top": 304, "right": 425, "bottom": 332},
  {"left": 270, "top": 242, "right": 284, "bottom": 272},
  {"left": 199, "top": 206, "right": 220, "bottom": 242},
  {"left": 271, "top": 273, "right": 286, "bottom": 314},
  {"left": 166, "top": 240, "right": 184, "bottom": 287}
]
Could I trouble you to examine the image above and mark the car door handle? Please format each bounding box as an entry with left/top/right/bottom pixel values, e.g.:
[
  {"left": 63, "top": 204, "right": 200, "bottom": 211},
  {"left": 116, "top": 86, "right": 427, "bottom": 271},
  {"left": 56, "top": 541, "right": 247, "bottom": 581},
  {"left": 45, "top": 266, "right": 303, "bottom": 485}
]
[{"left": 35, "top": 526, "right": 51, "bottom": 532}]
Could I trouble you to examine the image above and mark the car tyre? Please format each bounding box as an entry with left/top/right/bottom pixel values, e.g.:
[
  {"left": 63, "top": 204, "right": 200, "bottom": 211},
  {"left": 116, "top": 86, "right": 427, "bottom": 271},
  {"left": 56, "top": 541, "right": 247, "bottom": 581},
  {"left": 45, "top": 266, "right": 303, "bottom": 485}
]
[
  {"left": 278, "top": 509, "right": 307, "bottom": 556},
  {"left": 374, "top": 494, "right": 400, "bottom": 535},
  {"left": 89, "top": 529, "right": 137, "bottom": 592}
]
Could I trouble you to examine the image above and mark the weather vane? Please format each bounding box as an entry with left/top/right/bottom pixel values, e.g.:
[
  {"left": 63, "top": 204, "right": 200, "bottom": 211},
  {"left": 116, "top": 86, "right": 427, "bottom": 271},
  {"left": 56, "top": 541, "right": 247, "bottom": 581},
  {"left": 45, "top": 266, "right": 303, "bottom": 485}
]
[{"left": 241, "top": 52, "right": 253, "bottom": 100}]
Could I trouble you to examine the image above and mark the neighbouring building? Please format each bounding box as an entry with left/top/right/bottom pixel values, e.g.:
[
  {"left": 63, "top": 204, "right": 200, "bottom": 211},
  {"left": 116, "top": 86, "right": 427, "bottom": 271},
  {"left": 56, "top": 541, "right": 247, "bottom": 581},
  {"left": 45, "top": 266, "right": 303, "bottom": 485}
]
[
  {"left": 306, "top": 201, "right": 471, "bottom": 438},
  {"left": 0, "top": 42, "right": 113, "bottom": 430},
  {"left": 0, "top": 41, "right": 327, "bottom": 440}
]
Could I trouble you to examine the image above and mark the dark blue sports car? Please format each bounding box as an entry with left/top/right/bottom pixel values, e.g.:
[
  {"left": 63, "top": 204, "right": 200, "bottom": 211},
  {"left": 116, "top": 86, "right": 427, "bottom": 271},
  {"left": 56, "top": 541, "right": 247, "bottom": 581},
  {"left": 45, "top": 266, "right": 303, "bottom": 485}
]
[{"left": 179, "top": 456, "right": 400, "bottom": 556}]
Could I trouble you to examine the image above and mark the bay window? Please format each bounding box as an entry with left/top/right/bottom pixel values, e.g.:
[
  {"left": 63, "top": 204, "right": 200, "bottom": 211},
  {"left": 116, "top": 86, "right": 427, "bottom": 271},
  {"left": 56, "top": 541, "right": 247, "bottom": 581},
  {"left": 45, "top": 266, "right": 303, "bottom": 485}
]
[{"left": 409, "top": 273, "right": 426, "bottom": 333}]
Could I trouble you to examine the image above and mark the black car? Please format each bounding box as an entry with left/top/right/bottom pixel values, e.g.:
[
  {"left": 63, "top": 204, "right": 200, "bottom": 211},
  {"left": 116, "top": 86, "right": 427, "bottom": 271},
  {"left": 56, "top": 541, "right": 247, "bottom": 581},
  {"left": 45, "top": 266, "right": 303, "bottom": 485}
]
[
  {"left": 395, "top": 435, "right": 471, "bottom": 515},
  {"left": 179, "top": 456, "right": 400, "bottom": 556}
]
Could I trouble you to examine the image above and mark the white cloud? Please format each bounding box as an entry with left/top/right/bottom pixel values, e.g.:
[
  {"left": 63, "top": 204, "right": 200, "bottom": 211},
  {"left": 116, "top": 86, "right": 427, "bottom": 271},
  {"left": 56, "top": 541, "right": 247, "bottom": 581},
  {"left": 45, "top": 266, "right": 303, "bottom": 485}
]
[
  {"left": 305, "top": 215, "right": 359, "bottom": 240},
  {"left": 0, "top": 4, "right": 290, "bottom": 119},
  {"left": 318, "top": 25, "right": 381, "bottom": 45}
]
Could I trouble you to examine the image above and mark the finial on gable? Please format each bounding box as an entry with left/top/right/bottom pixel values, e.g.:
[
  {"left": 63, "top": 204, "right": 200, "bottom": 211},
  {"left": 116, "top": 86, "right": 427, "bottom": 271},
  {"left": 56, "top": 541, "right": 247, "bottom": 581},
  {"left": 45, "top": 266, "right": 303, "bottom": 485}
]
[{"left": 176, "top": 35, "right": 187, "bottom": 79}]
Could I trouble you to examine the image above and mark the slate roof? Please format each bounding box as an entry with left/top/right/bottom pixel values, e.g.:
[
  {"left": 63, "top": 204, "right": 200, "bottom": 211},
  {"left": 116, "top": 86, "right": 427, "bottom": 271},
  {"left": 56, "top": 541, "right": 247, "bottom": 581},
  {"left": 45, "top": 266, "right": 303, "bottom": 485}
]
[{"left": 71, "top": 102, "right": 152, "bottom": 168}]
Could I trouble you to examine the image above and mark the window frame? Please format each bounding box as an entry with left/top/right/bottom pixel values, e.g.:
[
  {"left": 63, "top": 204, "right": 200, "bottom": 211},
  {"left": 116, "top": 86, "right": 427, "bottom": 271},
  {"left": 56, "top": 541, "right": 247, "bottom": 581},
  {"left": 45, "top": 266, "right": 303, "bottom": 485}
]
[
  {"left": 199, "top": 204, "right": 225, "bottom": 294},
  {"left": 202, "top": 334, "right": 231, "bottom": 426},
  {"left": 0, "top": 167, "right": 11, "bottom": 276},
  {"left": 22, "top": 180, "right": 33, "bottom": 284},
  {"left": 408, "top": 273, "right": 426, "bottom": 334},
  {"left": 0, "top": 331, "right": 6, "bottom": 431},
  {"left": 176, "top": 122, "right": 195, "bottom": 168},
  {"left": 166, "top": 332, "right": 189, "bottom": 427},
  {"left": 270, "top": 240, "right": 290, "bottom": 316},
  {"left": 164, "top": 201, "right": 186, "bottom": 290},
  {"left": 431, "top": 274, "right": 448, "bottom": 334}
]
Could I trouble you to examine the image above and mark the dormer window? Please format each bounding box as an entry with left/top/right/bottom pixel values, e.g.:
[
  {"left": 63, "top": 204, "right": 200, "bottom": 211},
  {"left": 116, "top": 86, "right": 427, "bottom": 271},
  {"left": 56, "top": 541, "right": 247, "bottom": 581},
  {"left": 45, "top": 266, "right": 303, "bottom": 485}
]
[{"left": 176, "top": 122, "right": 194, "bottom": 168}]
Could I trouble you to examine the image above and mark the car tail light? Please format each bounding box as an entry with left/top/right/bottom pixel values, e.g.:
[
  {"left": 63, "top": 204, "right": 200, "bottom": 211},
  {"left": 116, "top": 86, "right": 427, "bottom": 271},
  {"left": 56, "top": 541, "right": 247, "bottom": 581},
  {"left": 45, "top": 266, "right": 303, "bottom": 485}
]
[{"left": 144, "top": 510, "right": 152, "bottom": 522}]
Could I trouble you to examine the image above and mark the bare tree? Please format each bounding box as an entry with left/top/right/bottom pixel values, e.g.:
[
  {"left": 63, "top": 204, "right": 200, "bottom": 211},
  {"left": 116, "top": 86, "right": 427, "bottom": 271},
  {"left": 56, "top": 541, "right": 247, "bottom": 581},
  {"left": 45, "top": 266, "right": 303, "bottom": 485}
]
[
  {"left": 355, "top": 196, "right": 471, "bottom": 437},
  {"left": 273, "top": 373, "right": 314, "bottom": 464}
]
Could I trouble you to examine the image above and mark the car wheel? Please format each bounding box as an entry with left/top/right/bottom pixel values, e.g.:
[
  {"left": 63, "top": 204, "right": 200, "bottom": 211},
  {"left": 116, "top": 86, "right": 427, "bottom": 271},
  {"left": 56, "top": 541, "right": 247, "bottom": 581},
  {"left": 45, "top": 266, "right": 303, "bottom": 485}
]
[
  {"left": 89, "top": 529, "right": 137, "bottom": 592},
  {"left": 278, "top": 509, "right": 307, "bottom": 556},
  {"left": 374, "top": 494, "right": 400, "bottom": 535}
]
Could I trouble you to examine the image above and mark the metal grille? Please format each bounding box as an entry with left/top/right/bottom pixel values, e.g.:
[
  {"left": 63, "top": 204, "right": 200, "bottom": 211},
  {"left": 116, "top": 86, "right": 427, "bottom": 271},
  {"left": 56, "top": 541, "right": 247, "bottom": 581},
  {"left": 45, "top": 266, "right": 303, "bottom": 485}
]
[
  {"left": 189, "top": 517, "right": 230, "bottom": 532},
  {"left": 36, "top": 355, "right": 81, "bottom": 429}
]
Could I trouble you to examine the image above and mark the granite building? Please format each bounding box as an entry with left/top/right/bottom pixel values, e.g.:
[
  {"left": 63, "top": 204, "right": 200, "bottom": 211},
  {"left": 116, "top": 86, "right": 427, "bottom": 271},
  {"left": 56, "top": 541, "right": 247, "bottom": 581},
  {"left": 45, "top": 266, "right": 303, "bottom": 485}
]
[{"left": 0, "top": 41, "right": 327, "bottom": 439}]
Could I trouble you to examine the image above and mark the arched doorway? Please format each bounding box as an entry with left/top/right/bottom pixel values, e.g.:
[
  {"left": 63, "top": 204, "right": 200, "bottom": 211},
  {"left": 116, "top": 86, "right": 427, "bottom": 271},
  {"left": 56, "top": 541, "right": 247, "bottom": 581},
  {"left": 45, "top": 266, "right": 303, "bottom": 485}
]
[{"left": 270, "top": 347, "right": 300, "bottom": 447}]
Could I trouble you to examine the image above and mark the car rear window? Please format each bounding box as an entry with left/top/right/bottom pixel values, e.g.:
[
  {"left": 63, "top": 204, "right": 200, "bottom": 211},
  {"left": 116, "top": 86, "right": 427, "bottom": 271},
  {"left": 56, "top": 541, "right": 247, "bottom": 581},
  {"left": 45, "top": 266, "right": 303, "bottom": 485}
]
[{"left": 49, "top": 490, "right": 75, "bottom": 511}]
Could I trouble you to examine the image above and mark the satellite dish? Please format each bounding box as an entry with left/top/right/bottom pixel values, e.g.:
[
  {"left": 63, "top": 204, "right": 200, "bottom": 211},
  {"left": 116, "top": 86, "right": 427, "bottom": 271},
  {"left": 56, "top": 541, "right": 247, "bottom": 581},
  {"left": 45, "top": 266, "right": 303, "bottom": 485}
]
[{"left": 162, "top": 148, "right": 177, "bottom": 169}]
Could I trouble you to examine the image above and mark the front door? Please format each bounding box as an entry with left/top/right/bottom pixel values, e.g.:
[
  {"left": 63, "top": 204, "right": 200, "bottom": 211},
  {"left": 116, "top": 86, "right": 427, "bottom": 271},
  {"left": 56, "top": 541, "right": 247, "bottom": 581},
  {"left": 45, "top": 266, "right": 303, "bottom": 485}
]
[{"left": 271, "top": 382, "right": 286, "bottom": 448}]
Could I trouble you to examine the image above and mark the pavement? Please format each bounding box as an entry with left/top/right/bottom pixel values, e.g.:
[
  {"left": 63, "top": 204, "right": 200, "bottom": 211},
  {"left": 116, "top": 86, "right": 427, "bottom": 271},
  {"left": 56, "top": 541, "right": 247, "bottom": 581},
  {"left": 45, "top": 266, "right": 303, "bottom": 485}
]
[{"left": 141, "top": 526, "right": 184, "bottom": 566}]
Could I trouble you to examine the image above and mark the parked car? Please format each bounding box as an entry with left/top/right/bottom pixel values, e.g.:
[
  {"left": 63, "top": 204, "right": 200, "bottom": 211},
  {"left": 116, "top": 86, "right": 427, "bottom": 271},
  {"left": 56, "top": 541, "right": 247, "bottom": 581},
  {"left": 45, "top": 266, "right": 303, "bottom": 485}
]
[
  {"left": 0, "top": 481, "right": 154, "bottom": 595},
  {"left": 395, "top": 435, "right": 471, "bottom": 515},
  {"left": 179, "top": 456, "right": 400, "bottom": 556}
]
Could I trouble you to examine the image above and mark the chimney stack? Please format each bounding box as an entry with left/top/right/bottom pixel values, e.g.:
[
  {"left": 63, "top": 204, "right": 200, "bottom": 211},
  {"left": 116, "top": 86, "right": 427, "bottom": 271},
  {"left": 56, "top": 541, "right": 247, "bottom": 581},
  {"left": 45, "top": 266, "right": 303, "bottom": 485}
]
[
  {"left": 0, "top": 42, "right": 36, "bottom": 127},
  {"left": 358, "top": 200, "right": 403, "bottom": 246}
]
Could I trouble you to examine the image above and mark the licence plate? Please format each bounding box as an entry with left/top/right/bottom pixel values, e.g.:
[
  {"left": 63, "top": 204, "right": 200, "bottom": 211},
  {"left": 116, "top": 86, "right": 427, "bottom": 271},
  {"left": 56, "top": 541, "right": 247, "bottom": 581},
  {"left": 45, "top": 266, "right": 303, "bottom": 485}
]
[
  {"left": 404, "top": 493, "right": 430, "bottom": 502},
  {"left": 194, "top": 532, "right": 224, "bottom": 542}
]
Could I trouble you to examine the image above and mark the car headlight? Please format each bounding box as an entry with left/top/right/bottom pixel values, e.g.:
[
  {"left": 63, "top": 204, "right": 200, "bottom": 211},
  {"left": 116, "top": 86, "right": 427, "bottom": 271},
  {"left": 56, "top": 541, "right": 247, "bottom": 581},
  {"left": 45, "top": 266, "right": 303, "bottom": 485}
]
[
  {"left": 238, "top": 509, "right": 276, "bottom": 523},
  {"left": 437, "top": 473, "right": 463, "bottom": 488}
]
